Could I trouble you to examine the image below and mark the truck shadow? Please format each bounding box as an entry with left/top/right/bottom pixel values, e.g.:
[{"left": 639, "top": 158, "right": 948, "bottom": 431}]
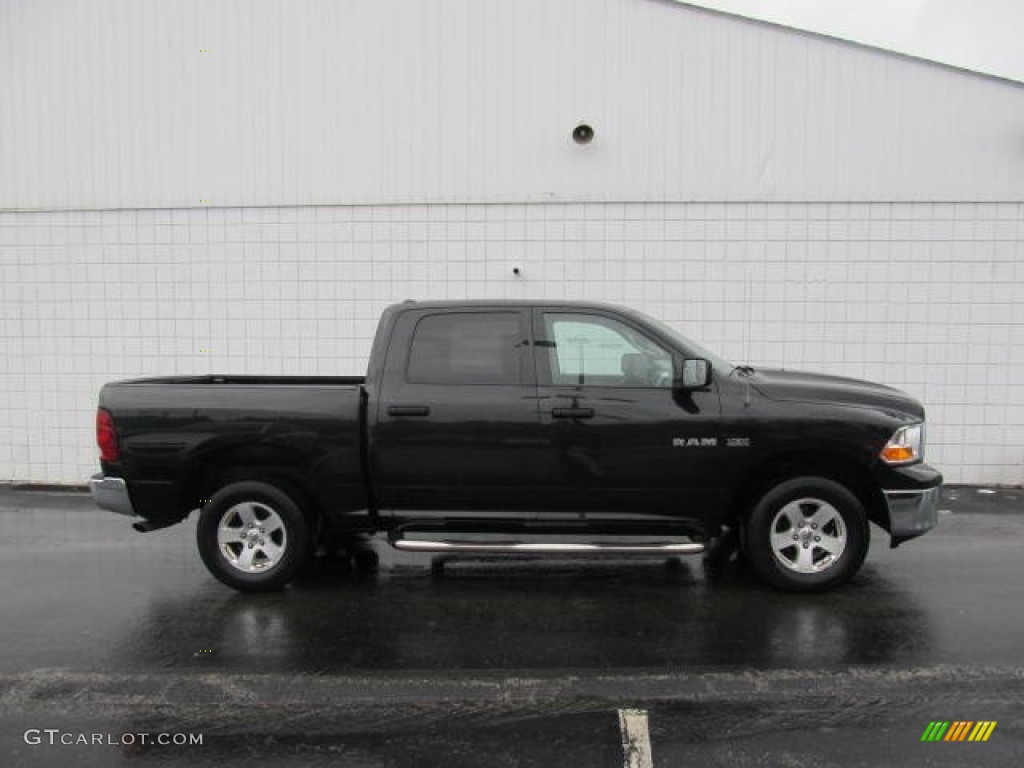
[{"left": 110, "top": 556, "right": 932, "bottom": 673}]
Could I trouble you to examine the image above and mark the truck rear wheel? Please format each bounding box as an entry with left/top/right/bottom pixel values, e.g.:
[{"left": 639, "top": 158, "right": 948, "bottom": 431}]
[
  {"left": 745, "top": 476, "right": 869, "bottom": 592},
  {"left": 197, "top": 481, "right": 312, "bottom": 592}
]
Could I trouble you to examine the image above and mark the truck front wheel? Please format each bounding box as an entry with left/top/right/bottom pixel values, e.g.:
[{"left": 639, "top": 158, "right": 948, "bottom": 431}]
[
  {"left": 197, "top": 481, "right": 312, "bottom": 592},
  {"left": 745, "top": 476, "right": 869, "bottom": 592}
]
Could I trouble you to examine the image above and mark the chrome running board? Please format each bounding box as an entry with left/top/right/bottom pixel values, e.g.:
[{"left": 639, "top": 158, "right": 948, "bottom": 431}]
[{"left": 390, "top": 539, "right": 705, "bottom": 555}]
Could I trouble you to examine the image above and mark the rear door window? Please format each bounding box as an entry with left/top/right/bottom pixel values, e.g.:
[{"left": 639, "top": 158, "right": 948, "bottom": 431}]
[{"left": 406, "top": 312, "right": 526, "bottom": 385}]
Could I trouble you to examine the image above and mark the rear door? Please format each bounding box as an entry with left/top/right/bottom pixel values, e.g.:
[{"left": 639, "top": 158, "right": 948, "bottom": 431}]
[{"left": 370, "top": 307, "right": 543, "bottom": 515}]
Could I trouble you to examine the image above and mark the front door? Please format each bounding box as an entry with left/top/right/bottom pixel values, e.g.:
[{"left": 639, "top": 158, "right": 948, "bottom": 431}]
[{"left": 532, "top": 308, "right": 722, "bottom": 528}]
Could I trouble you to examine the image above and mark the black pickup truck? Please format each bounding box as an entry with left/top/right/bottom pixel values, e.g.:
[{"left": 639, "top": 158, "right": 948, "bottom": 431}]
[{"left": 90, "top": 300, "right": 941, "bottom": 592}]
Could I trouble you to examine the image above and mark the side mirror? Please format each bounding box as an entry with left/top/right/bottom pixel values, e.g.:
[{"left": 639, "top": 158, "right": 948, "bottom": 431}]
[{"left": 677, "top": 358, "right": 712, "bottom": 390}]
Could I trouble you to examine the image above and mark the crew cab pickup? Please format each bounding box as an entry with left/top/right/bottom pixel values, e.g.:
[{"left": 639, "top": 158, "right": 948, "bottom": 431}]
[{"left": 90, "top": 300, "right": 942, "bottom": 592}]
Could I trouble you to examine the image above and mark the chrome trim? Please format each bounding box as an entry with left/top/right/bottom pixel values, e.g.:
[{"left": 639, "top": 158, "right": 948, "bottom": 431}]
[
  {"left": 88, "top": 474, "right": 135, "bottom": 517},
  {"left": 884, "top": 486, "right": 941, "bottom": 539},
  {"left": 391, "top": 539, "right": 705, "bottom": 555}
]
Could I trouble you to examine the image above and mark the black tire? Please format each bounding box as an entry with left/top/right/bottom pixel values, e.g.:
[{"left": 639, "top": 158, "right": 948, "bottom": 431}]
[
  {"left": 197, "top": 481, "right": 313, "bottom": 592},
  {"left": 744, "top": 476, "right": 869, "bottom": 592}
]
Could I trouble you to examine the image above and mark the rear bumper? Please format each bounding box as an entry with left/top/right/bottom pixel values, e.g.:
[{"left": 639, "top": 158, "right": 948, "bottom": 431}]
[{"left": 89, "top": 474, "right": 136, "bottom": 517}]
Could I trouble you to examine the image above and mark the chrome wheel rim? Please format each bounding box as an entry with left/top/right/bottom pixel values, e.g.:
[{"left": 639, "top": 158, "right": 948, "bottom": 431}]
[
  {"left": 769, "top": 497, "right": 847, "bottom": 574},
  {"left": 216, "top": 501, "right": 287, "bottom": 573}
]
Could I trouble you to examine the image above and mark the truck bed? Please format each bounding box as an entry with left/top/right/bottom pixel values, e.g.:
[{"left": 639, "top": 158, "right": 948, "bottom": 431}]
[{"left": 98, "top": 376, "right": 368, "bottom": 524}]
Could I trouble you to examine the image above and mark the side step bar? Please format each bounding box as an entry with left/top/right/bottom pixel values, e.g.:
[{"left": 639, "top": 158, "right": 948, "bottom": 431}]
[{"left": 390, "top": 539, "right": 705, "bottom": 555}]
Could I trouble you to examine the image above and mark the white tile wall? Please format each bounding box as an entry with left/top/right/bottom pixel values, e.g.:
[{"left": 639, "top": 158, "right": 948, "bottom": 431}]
[{"left": 1, "top": 201, "right": 1022, "bottom": 485}]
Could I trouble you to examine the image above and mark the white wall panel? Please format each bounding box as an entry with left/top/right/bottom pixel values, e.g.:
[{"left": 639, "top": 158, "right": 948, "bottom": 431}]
[
  {"left": 1, "top": 0, "right": 1023, "bottom": 210},
  {"left": 1, "top": 201, "right": 1022, "bottom": 485}
]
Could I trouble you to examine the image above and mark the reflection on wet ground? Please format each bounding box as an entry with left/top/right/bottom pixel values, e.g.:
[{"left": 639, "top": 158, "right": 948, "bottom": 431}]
[
  {"left": 0, "top": 486, "right": 1022, "bottom": 766},
  {"left": 109, "top": 555, "right": 937, "bottom": 673}
]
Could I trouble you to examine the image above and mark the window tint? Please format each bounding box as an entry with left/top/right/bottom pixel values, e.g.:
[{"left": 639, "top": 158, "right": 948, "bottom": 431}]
[
  {"left": 407, "top": 312, "right": 524, "bottom": 385},
  {"left": 542, "top": 313, "right": 673, "bottom": 387}
]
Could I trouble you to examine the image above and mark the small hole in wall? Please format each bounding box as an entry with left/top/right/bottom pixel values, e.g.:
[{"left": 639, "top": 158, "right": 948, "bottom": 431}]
[
  {"left": 572, "top": 124, "right": 594, "bottom": 145},
  {"left": 512, "top": 267, "right": 521, "bottom": 276}
]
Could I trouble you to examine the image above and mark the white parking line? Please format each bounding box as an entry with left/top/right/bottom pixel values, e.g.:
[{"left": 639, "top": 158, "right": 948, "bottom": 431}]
[{"left": 618, "top": 708, "right": 654, "bottom": 768}]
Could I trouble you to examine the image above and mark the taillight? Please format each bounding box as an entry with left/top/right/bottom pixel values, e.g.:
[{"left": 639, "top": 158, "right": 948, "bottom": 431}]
[{"left": 96, "top": 408, "right": 121, "bottom": 462}]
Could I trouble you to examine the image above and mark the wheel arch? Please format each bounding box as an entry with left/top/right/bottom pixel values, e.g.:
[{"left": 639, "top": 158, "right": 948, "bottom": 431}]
[
  {"left": 726, "top": 450, "right": 888, "bottom": 533},
  {"left": 185, "top": 445, "right": 325, "bottom": 536}
]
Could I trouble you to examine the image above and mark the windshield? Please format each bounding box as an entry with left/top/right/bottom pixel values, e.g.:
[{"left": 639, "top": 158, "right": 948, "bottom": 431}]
[{"left": 632, "top": 310, "right": 734, "bottom": 373}]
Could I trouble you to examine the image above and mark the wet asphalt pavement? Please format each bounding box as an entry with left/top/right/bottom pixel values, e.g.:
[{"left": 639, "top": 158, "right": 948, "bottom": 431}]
[{"left": 0, "top": 486, "right": 1022, "bottom": 766}]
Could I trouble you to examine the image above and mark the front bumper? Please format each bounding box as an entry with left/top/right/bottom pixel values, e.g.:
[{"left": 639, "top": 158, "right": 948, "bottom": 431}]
[
  {"left": 884, "top": 485, "right": 941, "bottom": 546},
  {"left": 89, "top": 474, "right": 136, "bottom": 516},
  {"left": 873, "top": 460, "right": 942, "bottom": 546}
]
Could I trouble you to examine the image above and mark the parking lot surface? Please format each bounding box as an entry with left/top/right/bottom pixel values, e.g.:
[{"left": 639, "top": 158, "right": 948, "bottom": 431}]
[{"left": 0, "top": 485, "right": 1021, "bottom": 766}]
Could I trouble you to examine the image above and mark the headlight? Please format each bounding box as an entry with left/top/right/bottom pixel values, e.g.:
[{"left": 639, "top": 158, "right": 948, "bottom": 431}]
[{"left": 880, "top": 423, "right": 924, "bottom": 465}]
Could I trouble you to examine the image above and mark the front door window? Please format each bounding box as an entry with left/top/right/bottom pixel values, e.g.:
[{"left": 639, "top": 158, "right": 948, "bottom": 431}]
[{"left": 540, "top": 313, "right": 673, "bottom": 388}]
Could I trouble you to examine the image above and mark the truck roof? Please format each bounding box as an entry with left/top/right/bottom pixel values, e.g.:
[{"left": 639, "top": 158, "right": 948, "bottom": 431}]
[{"left": 387, "top": 299, "right": 633, "bottom": 311}]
